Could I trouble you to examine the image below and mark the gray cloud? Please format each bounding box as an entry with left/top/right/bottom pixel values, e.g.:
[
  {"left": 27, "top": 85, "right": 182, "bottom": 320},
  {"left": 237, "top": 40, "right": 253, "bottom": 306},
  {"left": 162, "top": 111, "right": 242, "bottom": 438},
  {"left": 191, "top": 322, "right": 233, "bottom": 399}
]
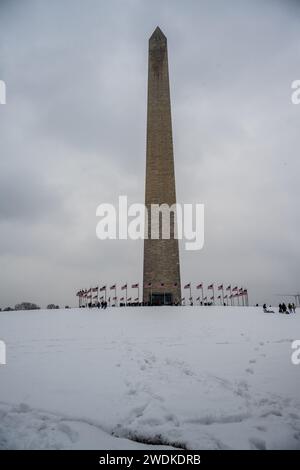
[{"left": 0, "top": 0, "right": 299, "bottom": 308}]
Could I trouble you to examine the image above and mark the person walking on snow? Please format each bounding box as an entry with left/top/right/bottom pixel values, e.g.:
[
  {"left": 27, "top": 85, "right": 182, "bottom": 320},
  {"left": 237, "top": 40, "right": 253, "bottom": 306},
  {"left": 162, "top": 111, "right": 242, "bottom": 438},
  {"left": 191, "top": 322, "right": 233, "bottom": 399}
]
[{"left": 282, "top": 303, "right": 287, "bottom": 314}]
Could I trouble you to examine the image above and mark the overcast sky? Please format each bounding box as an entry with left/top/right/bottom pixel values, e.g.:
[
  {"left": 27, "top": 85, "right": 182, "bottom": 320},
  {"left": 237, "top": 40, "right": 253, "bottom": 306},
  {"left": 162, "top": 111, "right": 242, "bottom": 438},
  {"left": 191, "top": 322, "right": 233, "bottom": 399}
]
[{"left": 0, "top": 0, "right": 299, "bottom": 308}]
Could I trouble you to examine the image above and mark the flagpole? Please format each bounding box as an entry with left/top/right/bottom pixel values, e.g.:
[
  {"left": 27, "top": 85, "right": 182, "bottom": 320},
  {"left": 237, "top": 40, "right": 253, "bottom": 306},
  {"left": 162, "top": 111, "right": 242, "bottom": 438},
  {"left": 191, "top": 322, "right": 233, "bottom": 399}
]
[{"left": 189, "top": 285, "right": 192, "bottom": 305}]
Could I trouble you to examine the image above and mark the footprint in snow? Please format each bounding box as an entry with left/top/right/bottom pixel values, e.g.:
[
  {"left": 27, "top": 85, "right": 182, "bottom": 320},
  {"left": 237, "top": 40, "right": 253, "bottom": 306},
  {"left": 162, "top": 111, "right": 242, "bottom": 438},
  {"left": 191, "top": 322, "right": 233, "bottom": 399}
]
[{"left": 249, "top": 437, "right": 266, "bottom": 450}]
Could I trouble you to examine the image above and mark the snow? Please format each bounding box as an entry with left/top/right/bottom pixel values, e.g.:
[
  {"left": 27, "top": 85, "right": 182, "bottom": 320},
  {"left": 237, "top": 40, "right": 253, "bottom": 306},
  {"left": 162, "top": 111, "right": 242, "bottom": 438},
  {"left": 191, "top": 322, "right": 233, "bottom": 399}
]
[{"left": 0, "top": 306, "right": 300, "bottom": 450}]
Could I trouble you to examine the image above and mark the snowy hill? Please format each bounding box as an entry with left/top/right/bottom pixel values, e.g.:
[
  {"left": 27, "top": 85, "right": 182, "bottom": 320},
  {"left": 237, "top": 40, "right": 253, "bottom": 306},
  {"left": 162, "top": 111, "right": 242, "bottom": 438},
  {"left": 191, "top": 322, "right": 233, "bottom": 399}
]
[{"left": 0, "top": 306, "right": 299, "bottom": 450}]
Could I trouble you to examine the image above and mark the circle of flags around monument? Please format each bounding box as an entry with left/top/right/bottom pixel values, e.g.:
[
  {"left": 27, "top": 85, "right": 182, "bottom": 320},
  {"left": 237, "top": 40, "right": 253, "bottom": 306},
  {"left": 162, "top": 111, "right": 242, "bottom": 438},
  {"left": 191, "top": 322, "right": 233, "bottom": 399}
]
[{"left": 76, "top": 282, "right": 248, "bottom": 307}]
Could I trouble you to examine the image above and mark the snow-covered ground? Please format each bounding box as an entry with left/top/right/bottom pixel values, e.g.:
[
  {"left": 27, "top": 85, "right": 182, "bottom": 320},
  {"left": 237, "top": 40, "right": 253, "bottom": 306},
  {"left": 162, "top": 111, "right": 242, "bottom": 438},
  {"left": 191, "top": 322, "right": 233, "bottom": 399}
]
[{"left": 0, "top": 306, "right": 299, "bottom": 450}]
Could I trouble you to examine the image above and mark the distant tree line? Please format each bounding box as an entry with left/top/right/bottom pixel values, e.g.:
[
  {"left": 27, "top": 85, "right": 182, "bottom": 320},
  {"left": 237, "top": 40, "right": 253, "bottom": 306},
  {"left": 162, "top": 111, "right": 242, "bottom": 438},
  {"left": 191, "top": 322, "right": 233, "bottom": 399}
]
[{"left": 0, "top": 302, "right": 60, "bottom": 312}]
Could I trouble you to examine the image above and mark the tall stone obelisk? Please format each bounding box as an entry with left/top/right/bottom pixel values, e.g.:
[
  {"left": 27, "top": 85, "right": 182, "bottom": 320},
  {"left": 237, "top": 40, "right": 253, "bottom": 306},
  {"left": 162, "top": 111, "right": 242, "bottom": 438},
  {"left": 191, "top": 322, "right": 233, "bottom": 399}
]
[{"left": 143, "top": 27, "right": 181, "bottom": 305}]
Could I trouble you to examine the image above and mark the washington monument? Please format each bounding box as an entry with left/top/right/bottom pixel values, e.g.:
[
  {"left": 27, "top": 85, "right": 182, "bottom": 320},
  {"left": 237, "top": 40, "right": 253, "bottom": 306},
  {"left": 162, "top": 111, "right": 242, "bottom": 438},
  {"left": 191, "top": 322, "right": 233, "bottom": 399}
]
[{"left": 143, "top": 27, "right": 181, "bottom": 305}]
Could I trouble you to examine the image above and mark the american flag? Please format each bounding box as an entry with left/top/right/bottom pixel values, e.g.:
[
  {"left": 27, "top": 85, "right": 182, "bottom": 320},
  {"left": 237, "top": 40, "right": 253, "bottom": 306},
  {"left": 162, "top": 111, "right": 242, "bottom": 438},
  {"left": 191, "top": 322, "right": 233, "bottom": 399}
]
[
  {"left": 196, "top": 283, "right": 203, "bottom": 289},
  {"left": 196, "top": 296, "right": 200, "bottom": 301},
  {"left": 146, "top": 282, "right": 152, "bottom": 287},
  {"left": 210, "top": 296, "right": 214, "bottom": 300},
  {"left": 132, "top": 283, "right": 139, "bottom": 289},
  {"left": 121, "top": 284, "right": 127, "bottom": 290},
  {"left": 218, "top": 284, "right": 223, "bottom": 290},
  {"left": 120, "top": 297, "right": 124, "bottom": 301},
  {"left": 208, "top": 284, "right": 214, "bottom": 290},
  {"left": 232, "top": 286, "right": 238, "bottom": 292},
  {"left": 93, "top": 295, "right": 98, "bottom": 300},
  {"left": 113, "top": 296, "right": 117, "bottom": 300},
  {"left": 239, "top": 288, "right": 244, "bottom": 293},
  {"left": 226, "top": 285, "right": 231, "bottom": 291},
  {"left": 127, "top": 297, "right": 131, "bottom": 302},
  {"left": 134, "top": 297, "right": 139, "bottom": 302},
  {"left": 110, "top": 284, "right": 116, "bottom": 290},
  {"left": 100, "top": 285, "right": 106, "bottom": 292},
  {"left": 92, "top": 287, "right": 98, "bottom": 292},
  {"left": 203, "top": 296, "right": 207, "bottom": 301},
  {"left": 224, "top": 295, "right": 227, "bottom": 299},
  {"left": 184, "top": 283, "right": 190, "bottom": 289}
]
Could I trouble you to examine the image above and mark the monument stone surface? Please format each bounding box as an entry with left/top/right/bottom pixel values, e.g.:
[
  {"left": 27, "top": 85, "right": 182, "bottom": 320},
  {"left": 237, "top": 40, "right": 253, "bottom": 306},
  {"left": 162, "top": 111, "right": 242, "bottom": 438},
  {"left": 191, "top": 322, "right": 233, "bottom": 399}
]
[{"left": 143, "top": 27, "right": 181, "bottom": 305}]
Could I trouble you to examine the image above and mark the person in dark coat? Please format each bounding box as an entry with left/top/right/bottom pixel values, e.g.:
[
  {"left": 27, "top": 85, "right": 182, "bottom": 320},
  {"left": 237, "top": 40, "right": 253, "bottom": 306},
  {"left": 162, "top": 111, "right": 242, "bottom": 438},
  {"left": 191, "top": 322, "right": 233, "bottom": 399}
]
[{"left": 282, "top": 303, "right": 287, "bottom": 314}]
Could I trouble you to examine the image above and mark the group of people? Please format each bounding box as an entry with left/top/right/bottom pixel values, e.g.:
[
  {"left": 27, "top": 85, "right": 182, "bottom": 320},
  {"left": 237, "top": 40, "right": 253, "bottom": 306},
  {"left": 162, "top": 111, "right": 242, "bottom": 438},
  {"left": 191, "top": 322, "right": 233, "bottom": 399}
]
[
  {"left": 85, "top": 301, "right": 108, "bottom": 309},
  {"left": 278, "top": 302, "right": 296, "bottom": 314},
  {"left": 263, "top": 303, "right": 296, "bottom": 314}
]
